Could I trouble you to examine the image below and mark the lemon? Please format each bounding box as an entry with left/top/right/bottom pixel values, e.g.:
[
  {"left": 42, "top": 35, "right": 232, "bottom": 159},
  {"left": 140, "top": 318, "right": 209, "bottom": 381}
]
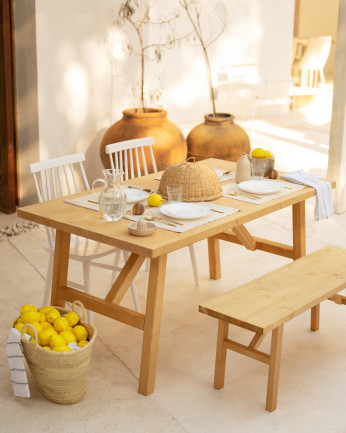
[
  {"left": 38, "top": 312, "right": 46, "bottom": 322},
  {"left": 46, "top": 308, "right": 61, "bottom": 324},
  {"left": 251, "top": 148, "right": 265, "bottom": 158},
  {"left": 16, "top": 317, "right": 23, "bottom": 323},
  {"left": 27, "top": 321, "right": 43, "bottom": 338},
  {"left": 21, "top": 311, "right": 40, "bottom": 324},
  {"left": 53, "top": 345, "right": 72, "bottom": 352},
  {"left": 77, "top": 340, "right": 89, "bottom": 348},
  {"left": 39, "top": 306, "right": 55, "bottom": 315},
  {"left": 49, "top": 334, "right": 66, "bottom": 348},
  {"left": 14, "top": 322, "right": 24, "bottom": 333},
  {"left": 38, "top": 327, "right": 57, "bottom": 346},
  {"left": 59, "top": 330, "right": 77, "bottom": 345},
  {"left": 263, "top": 150, "right": 272, "bottom": 158},
  {"left": 53, "top": 317, "right": 69, "bottom": 332},
  {"left": 41, "top": 321, "right": 53, "bottom": 330},
  {"left": 20, "top": 304, "right": 38, "bottom": 315},
  {"left": 64, "top": 311, "right": 80, "bottom": 327},
  {"left": 72, "top": 325, "right": 88, "bottom": 341},
  {"left": 147, "top": 193, "right": 163, "bottom": 207},
  {"left": 43, "top": 346, "right": 52, "bottom": 351}
]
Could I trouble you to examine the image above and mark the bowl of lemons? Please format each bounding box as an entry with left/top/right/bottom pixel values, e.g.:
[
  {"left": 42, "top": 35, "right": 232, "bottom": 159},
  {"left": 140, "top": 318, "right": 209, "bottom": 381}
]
[{"left": 249, "top": 148, "right": 275, "bottom": 177}]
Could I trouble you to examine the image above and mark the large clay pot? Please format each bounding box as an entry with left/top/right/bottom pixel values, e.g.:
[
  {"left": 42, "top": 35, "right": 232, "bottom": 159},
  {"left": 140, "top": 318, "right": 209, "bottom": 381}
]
[
  {"left": 100, "top": 108, "right": 187, "bottom": 172},
  {"left": 187, "top": 113, "right": 251, "bottom": 162}
]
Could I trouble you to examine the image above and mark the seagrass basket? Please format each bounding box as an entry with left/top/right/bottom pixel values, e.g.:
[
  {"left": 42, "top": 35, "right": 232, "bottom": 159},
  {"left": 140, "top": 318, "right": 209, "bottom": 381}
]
[
  {"left": 18, "top": 301, "right": 96, "bottom": 405},
  {"left": 158, "top": 159, "right": 222, "bottom": 202}
]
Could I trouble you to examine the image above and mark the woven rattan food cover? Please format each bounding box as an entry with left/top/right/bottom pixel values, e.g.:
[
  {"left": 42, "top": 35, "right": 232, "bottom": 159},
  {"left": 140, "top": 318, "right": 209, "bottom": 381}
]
[{"left": 158, "top": 160, "right": 222, "bottom": 202}]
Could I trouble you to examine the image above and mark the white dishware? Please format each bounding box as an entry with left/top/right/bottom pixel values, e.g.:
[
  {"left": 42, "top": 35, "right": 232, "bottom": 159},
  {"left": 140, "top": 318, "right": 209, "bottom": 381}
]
[
  {"left": 160, "top": 203, "right": 211, "bottom": 220},
  {"left": 125, "top": 188, "right": 149, "bottom": 203},
  {"left": 238, "top": 180, "right": 283, "bottom": 195}
]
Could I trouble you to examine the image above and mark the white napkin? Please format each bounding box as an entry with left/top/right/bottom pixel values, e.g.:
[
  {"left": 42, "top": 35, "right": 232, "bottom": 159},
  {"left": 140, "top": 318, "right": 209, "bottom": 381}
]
[
  {"left": 280, "top": 170, "right": 333, "bottom": 220},
  {"left": 6, "top": 328, "right": 30, "bottom": 398}
]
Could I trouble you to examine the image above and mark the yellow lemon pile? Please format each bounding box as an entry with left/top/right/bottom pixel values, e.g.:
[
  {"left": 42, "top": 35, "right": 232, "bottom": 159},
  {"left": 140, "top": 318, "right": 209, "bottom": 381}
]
[
  {"left": 251, "top": 148, "right": 272, "bottom": 158},
  {"left": 14, "top": 304, "right": 89, "bottom": 352}
]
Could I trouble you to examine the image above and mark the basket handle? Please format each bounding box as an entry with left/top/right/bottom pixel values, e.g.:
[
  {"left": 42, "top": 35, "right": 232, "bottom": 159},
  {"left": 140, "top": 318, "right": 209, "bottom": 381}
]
[
  {"left": 72, "top": 301, "right": 87, "bottom": 322},
  {"left": 20, "top": 323, "right": 39, "bottom": 347}
]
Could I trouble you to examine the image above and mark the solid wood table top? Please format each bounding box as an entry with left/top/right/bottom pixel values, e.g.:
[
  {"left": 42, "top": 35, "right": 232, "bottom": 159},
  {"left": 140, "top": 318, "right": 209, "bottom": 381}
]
[
  {"left": 199, "top": 245, "right": 346, "bottom": 334},
  {"left": 17, "top": 159, "right": 318, "bottom": 259}
]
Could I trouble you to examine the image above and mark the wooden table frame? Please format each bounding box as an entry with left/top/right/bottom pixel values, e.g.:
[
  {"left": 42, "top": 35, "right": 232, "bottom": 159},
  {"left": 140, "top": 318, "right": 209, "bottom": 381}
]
[{"left": 17, "top": 159, "right": 323, "bottom": 396}]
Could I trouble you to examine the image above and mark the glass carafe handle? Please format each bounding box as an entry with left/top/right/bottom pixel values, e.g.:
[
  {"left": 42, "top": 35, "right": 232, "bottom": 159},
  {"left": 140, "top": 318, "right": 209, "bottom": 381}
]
[{"left": 92, "top": 178, "right": 105, "bottom": 194}]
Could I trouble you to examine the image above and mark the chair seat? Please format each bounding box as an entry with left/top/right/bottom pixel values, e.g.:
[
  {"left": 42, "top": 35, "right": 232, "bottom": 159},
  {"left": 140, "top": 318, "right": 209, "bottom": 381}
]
[{"left": 44, "top": 235, "right": 119, "bottom": 260}]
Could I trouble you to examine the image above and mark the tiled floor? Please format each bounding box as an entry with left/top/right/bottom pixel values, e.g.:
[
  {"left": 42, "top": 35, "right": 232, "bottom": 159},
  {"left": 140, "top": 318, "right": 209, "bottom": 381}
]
[{"left": 2, "top": 101, "right": 346, "bottom": 433}]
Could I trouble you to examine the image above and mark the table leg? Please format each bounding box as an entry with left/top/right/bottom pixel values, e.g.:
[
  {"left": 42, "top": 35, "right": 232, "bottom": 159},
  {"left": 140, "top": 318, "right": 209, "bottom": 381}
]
[
  {"left": 208, "top": 237, "right": 221, "bottom": 280},
  {"left": 51, "top": 230, "right": 70, "bottom": 307},
  {"left": 292, "top": 201, "right": 306, "bottom": 260},
  {"left": 138, "top": 254, "right": 167, "bottom": 396}
]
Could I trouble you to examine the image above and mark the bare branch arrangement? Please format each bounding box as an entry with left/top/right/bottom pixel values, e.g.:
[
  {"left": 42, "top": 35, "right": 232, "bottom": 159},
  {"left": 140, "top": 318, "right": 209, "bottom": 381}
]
[
  {"left": 179, "top": 0, "right": 229, "bottom": 117},
  {"left": 115, "top": 0, "right": 187, "bottom": 112}
]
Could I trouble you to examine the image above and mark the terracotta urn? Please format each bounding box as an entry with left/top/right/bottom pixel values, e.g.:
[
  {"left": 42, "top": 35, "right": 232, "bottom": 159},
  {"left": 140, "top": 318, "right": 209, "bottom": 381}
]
[
  {"left": 187, "top": 113, "right": 251, "bottom": 162},
  {"left": 100, "top": 108, "right": 187, "bottom": 172}
]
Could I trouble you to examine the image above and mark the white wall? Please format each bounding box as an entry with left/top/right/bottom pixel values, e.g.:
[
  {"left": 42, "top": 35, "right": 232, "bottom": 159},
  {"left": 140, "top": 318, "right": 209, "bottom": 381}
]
[{"left": 33, "top": 0, "right": 295, "bottom": 183}]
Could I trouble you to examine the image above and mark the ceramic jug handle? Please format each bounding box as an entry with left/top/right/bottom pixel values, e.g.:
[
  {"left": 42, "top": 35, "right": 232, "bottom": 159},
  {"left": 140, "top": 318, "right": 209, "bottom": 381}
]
[{"left": 92, "top": 178, "right": 105, "bottom": 194}]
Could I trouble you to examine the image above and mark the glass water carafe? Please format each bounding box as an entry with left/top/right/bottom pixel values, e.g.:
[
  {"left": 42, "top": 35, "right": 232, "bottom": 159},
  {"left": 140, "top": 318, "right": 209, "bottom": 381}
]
[{"left": 92, "top": 169, "right": 127, "bottom": 222}]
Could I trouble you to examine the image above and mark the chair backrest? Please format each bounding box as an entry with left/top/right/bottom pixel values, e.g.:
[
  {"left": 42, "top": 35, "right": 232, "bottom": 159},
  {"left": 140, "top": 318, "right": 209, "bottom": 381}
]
[
  {"left": 293, "top": 36, "right": 332, "bottom": 70},
  {"left": 105, "top": 137, "right": 157, "bottom": 180},
  {"left": 29, "top": 153, "right": 90, "bottom": 248}
]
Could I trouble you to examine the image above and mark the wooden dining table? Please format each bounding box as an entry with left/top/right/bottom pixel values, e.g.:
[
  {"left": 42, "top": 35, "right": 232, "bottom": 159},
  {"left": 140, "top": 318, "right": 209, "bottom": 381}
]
[{"left": 17, "top": 158, "right": 323, "bottom": 396}]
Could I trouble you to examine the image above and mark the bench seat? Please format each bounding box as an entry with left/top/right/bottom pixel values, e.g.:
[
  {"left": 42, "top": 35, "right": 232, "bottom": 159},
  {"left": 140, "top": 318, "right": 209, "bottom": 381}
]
[{"left": 199, "top": 245, "right": 346, "bottom": 411}]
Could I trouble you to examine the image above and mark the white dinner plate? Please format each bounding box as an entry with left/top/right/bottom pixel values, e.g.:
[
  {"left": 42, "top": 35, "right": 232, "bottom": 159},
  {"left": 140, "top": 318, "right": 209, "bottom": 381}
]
[
  {"left": 238, "top": 180, "right": 283, "bottom": 195},
  {"left": 160, "top": 203, "right": 211, "bottom": 220},
  {"left": 125, "top": 188, "right": 149, "bottom": 203}
]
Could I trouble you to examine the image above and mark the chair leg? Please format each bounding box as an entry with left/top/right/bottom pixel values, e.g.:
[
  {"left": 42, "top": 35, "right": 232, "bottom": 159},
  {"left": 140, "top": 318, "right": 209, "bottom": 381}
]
[
  {"left": 111, "top": 250, "right": 121, "bottom": 284},
  {"left": 188, "top": 244, "right": 199, "bottom": 286},
  {"left": 319, "top": 69, "right": 326, "bottom": 88},
  {"left": 43, "top": 254, "right": 54, "bottom": 306},
  {"left": 82, "top": 262, "right": 93, "bottom": 323},
  {"left": 122, "top": 250, "right": 141, "bottom": 312},
  {"left": 266, "top": 325, "right": 284, "bottom": 412}
]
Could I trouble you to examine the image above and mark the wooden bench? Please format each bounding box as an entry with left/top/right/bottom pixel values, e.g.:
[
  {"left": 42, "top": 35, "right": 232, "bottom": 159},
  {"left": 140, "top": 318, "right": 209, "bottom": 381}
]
[{"left": 199, "top": 246, "right": 346, "bottom": 411}]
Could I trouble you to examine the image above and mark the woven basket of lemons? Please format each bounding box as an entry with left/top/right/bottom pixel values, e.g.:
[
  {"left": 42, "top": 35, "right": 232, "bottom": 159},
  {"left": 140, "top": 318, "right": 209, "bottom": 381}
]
[
  {"left": 16, "top": 301, "right": 96, "bottom": 405},
  {"left": 158, "top": 159, "right": 222, "bottom": 202}
]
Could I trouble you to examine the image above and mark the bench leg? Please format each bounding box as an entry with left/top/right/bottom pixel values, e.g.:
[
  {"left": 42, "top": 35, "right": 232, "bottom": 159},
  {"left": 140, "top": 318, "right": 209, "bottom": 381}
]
[
  {"left": 214, "top": 320, "right": 229, "bottom": 389},
  {"left": 311, "top": 304, "right": 320, "bottom": 331},
  {"left": 266, "top": 325, "right": 284, "bottom": 412}
]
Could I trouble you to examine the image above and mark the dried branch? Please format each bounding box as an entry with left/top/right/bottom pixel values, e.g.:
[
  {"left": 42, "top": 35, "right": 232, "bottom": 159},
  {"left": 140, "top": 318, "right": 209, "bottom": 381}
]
[
  {"left": 179, "top": 0, "right": 229, "bottom": 117},
  {"left": 114, "top": 0, "right": 184, "bottom": 111}
]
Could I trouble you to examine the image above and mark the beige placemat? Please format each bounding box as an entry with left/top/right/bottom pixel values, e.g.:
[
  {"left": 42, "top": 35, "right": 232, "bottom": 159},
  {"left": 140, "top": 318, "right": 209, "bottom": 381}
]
[
  {"left": 222, "top": 180, "right": 306, "bottom": 204},
  {"left": 124, "top": 203, "right": 239, "bottom": 233}
]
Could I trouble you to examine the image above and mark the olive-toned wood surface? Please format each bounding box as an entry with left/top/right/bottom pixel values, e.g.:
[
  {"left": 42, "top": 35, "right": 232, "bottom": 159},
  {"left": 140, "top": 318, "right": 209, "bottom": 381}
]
[
  {"left": 200, "top": 246, "right": 346, "bottom": 411},
  {"left": 17, "top": 158, "right": 324, "bottom": 396}
]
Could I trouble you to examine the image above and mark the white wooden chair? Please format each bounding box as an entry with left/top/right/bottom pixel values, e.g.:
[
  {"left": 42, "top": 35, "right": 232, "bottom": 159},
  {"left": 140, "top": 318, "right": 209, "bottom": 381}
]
[
  {"left": 29, "top": 153, "right": 141, "bottom": 321},
  {"left": 105, "top": 137, "right": 199, "bottom": 285},
  {"left": 292, "top": 36, "right": 332, "bottom": 88}
]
